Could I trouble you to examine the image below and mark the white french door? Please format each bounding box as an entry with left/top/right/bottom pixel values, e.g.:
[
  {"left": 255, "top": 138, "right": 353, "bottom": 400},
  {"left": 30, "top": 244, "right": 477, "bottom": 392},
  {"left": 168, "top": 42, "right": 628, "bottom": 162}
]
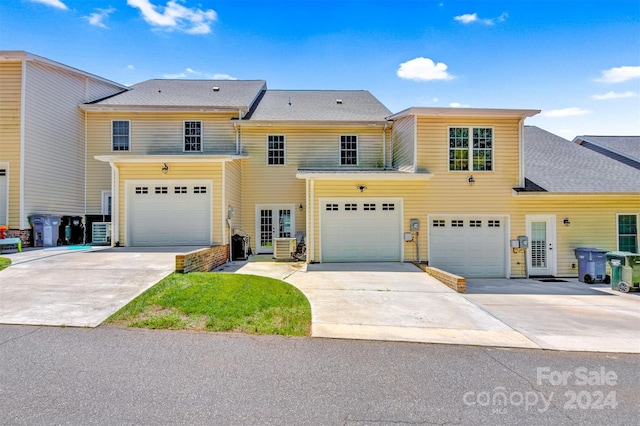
[
  {"left": 256, "top": 205, "right": 294, "bottom": 253},
  {"left": 526, "top": 215, "right": 556, "bottom": 276}
]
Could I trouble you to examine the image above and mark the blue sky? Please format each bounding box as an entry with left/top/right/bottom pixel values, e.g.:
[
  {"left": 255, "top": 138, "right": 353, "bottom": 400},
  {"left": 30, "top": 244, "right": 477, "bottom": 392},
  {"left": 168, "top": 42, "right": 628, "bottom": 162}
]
[{"left": 2, "top": 0, "right": 639, "bottom": 137}]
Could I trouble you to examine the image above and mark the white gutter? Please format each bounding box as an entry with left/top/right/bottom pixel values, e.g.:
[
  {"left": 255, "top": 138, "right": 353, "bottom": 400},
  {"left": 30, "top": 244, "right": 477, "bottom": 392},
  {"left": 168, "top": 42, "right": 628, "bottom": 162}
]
[
  {"left": 94, "top": 154, "right": 247, "bottom": 163},
  {"left": 19, "top": 58, "right": 27, "bottom": 229}
]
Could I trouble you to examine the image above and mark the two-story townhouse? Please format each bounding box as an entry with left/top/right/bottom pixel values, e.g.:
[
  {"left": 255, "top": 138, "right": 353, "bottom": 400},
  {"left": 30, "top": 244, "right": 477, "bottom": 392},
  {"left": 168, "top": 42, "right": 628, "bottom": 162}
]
[
  {"left": 236, "top": 89, "right": 400, "bottom": 260},
  {"left": 386, "top": 107, "right": 540, "bottom": 278},
  {"left": 81, "top": 79, "right": 266, "bottom": 249},
  {"left": 0, "top": 51, "right": 126, "bottom": 243}
]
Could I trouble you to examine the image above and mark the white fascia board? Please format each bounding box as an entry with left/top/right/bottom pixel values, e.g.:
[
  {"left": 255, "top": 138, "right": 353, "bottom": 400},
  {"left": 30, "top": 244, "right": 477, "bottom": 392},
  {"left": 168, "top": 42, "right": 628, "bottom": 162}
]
[
  {"left": 387, "top": 107, "right": 540, "bottom": 120},
  {"left": 296, "top": 171, "right": 433, "bottom": 180},
  {"left": 94, "top": 154, "right": 248, "bottom": 163},
  {"left": 512, "top": 190, "right": 639, "bottom": 197}
]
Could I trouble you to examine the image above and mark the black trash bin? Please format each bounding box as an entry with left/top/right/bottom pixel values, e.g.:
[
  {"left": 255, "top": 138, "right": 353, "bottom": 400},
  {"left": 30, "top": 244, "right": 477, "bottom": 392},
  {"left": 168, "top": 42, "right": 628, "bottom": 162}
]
[{"left": 231, "top": 234, "right": 248, "bottom": 260}]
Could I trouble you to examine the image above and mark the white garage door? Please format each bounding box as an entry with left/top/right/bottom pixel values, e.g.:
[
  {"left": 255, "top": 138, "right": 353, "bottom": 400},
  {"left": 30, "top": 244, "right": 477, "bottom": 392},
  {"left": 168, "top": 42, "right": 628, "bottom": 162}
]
[
  {"left": 429, "top": 216, "right": 507, "bottom": 277},
  {"left": 320, "top": 198, "right": 402, "bottom": 262},
  {"left": 127, "top": 181, "right": 211, "bottom": 246}
]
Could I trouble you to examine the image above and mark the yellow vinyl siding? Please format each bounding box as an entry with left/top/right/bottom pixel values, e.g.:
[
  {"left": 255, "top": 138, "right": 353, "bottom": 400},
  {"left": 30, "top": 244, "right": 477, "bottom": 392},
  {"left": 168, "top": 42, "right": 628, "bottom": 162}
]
[
  {"left": 239, "top": 125, "right": 386, "bottom": 253},
  {"left": 511, "top": 194, "right": 640, "bottom": 277},
  {"left": 86, "top": 111, "right": 238, "bottom": 214},
  {"left": 0, "top": 61, "right": 22, "bottom": 227},
  {"left": 114, "top": 162, "right": 223, "bottom": 246}
]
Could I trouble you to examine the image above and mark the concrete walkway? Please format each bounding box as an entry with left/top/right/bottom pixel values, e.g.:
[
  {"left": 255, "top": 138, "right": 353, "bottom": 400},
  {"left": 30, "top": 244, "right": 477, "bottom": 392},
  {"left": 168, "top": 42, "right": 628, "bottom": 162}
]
[
  {"left": 0, "top": 246, "right": 192, "bottom": 327},
  {"left": 223, "top": 260, "right": 640, "bottom": 353}
]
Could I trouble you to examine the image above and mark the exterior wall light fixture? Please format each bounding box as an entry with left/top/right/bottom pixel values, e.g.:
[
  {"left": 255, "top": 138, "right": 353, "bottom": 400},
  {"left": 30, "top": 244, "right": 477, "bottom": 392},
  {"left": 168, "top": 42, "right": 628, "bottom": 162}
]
[
  {"left": 467, "top": 175, "right": 475, "bottom": 185},
  {"left": 298, "top": 203, "right": 304, "bottom": 211},
  {"left": 563, "top": 218, "right": 571, "bottom": 226},
  {"left": 357, "top": 185, "right": 367, "bottom": 192},
  {"left": 162, "top": 163, "right": 169, "bottom": 174}
]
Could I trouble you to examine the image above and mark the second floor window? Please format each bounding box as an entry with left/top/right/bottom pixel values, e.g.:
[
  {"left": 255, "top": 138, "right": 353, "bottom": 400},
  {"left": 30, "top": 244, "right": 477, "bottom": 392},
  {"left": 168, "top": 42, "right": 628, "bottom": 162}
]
[
  {"left": 449, "top": 127, "right": 493, "bottom": 171},
  {"left": 267, "top": 135, "right": 285, "bottom": 165},
  {"left": 112, "top": 120, "right": 130, "bottom": 151},
  {"left": 340, "top": 135, "right": 358, "bottom": 165},
  {"left": 184, "top": 121, "right": 202, "bottom": 151}
]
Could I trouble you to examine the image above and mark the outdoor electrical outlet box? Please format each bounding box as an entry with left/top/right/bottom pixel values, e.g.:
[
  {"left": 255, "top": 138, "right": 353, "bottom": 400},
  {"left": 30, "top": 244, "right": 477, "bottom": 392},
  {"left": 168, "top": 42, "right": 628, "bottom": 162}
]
[
  {"left": 410, "top": 219, "right": 420, "bottom": 231},
  {"left": 518, "top": 235, "right": 529, "bottom": 249},
  {"left": 404, "top": 232, "right": 413, "bottom": 242},
  {"left": 510, "top": 239, "right": 519, "bottom": 248}
]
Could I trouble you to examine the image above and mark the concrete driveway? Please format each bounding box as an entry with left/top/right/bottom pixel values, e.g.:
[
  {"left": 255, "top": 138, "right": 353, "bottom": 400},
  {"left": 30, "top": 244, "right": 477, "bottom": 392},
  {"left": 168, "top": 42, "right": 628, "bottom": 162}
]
[
  {"left": 464, "top": 278, "right": 640, "bottom": 353},
  {"left": 227, "top": 261, "right": 538, "bottom": 349},
  {"left": 0, "top": 246, "right": 191, "bottom": 327},
  {"left": 225, "top": 260, "right": 640, "bottom": 353}
]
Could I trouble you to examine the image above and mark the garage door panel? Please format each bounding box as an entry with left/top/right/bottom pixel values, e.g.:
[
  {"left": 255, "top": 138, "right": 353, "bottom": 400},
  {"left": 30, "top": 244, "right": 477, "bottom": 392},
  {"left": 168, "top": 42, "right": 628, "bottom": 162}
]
[
  {"left": 127, "top": 182, "right": 211, "bottom": 246},
  {"left": 321, "top": 199, "right": 401, "bottom": 262},
  {"left": 430, "top": 216, "right": 507, "bottom": 277}
]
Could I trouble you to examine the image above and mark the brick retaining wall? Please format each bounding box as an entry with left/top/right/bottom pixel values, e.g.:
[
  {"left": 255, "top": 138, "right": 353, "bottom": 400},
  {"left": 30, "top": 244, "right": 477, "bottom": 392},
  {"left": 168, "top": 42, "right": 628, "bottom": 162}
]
[
  {"left": 175, "top": 245, "right": 229, "bottom": 273},
  {"left": 414, "top": 263, "right": 466, "bottom": 293}
]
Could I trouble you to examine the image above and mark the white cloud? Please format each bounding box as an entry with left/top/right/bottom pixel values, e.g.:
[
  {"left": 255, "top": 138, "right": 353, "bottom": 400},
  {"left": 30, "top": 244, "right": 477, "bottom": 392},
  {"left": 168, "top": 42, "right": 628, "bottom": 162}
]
[
  {"left": 127, "top": 0, "right": 217, "bottom": 34},
  {"left": 85, "top": 8, "right": 116, "bottom": 29},
  {"left": 596, "top": 66, "right": 640, "bottom": 83},
  {"left": 542, "top": 107, "right": 591, "bottom": 118},
  {"left": 163, "top": 68, "right": 237, "bottom": 80},
  {"left": 29, "top": 0, "right": 68, "bottom": 10},
  {"left": 449, "top": 102, "right": 470, "bottom": 108},
  {"left": 592, "top": 91, "right": 638, "bottom": 100},
  {"left": 397, "top": 57, "right": 454, "bottom": 81},
  {"left": 126, "top": 65, "right": 135, "bottom": 70},
  {"left": 454, "top": 12, "right": 507, "bottom": 25}
]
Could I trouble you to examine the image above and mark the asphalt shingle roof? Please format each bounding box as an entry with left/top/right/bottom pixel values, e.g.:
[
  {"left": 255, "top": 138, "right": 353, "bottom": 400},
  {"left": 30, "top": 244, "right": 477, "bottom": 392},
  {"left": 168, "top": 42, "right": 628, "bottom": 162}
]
[
  {"left": 574, "top": 135, "right": 640, "bottom": 162},
  {"left": 90, "top": 79, "right": 266, "bottom": 109},
  {"left": 524, "top": 126, "right": 640, "bottom": 193},
  {"left": 247, "top": 90, "right": 391, "bottom": 121}
]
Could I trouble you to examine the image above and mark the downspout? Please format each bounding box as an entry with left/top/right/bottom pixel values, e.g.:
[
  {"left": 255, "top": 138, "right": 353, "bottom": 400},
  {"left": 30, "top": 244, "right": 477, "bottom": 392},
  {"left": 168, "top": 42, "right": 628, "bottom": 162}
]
[
  {"left": 110, "top": 161, "right": 119, "bottom": 246},
  {"left": 83, "top": 109, "right": 88, "bottom": 244},
  {"left": 19, "top": 58, "right": 27, "bottom": 229},
  {"left": 382, "top": 123, "right": 387, "bottom": 168},
  {"left": 222, "top": 162, "right": 228, "bottom": 259},
  {"left": 518, "top": 118, "right": 525, "bottom": 187},
  {"left": 309, "top": 178, "right": 315, "bottom": 263},
  {"left": 234, "top": 122, "right": 239, "bottom": 155},
  {"left": 413, "top": 115, "right": 418, "bottom": 172}
]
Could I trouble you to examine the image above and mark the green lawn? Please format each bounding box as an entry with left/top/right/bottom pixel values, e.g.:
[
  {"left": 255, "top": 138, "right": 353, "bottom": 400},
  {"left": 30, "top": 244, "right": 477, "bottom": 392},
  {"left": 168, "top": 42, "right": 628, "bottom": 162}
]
[
  {"left": 106, "top": 272, "right": 311, "bottom": 336},
  {"left": 0, "top": 257, "right": 11, "bottom": 271}
]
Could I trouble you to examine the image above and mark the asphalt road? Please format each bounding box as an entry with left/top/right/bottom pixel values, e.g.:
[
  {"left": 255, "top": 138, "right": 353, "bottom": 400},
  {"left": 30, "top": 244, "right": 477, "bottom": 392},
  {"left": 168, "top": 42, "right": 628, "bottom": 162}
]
[{"left": 1, "top": 325, "right": 638, "bottom": 425}]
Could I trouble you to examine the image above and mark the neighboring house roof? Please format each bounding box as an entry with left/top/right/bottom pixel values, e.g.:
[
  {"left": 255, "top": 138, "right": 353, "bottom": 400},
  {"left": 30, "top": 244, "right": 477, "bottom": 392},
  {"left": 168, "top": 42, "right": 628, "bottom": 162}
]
[
  {"left": 523, "top": 126, "right": 640, "bottom": 193},
  {"left": 82, "top": 79, "right": 267, "bottom": 113},
  {"left": 572, "top": 135, "right": 640, "bottom": 170},
  {"left": 0, "top": 50, "right": 128, "bottom": 91},
  {"left": 245, "top": 90, "right": 391, "bottom": 122}
]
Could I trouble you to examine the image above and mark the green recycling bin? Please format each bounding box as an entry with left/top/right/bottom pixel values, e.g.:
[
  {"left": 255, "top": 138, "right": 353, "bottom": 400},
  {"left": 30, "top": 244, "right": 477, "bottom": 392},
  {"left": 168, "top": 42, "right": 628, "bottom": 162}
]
[{"left": 606, "top": 252, "right": 640, "bottom": 293}]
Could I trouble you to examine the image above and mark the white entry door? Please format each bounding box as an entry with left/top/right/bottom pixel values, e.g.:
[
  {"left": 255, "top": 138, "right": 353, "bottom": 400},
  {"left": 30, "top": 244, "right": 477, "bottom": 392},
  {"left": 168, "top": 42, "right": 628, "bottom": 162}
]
[
  {"left": 526, "top": 215, "right": 556, "bottom": 276},
  {"left": 257, "top": 205, "right": 294, "bottom": 253}
]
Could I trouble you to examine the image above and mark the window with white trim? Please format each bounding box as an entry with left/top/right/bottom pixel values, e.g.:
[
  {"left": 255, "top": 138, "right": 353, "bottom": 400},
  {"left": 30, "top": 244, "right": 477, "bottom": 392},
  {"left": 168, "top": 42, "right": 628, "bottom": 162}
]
[
  {"left": 267, "top": 135, "right": 285, "bottom": 165},
  {"left": 449, "top": 127, "right": 493, "bottom": 171},
  {"left": 345, "top": 203, "right": 357, "bottom": 211},
  {"left": 433, "top": 219, "right": 445, "bottom": 227},
  {"left": 112, "top": 120, "right": 130, "bottom": 151},
  {"left": 618, "top": 214, "right": 638, "bottom": 252},
  {"left": 340, "top": 135, "right": 358, "bottom": 165},
  {"left": 325, "top": 203, "right": 338, "bottom": 211},
  {"left": 184, "top": 121, "right": 202, "bottom": 151}
]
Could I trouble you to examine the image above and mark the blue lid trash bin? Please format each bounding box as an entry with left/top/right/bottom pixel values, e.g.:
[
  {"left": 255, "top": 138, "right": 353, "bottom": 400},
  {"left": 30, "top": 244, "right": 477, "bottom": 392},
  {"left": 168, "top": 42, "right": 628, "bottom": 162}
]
[{"left": 574, "top": 247, "right": 609, "bottom": 284}]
